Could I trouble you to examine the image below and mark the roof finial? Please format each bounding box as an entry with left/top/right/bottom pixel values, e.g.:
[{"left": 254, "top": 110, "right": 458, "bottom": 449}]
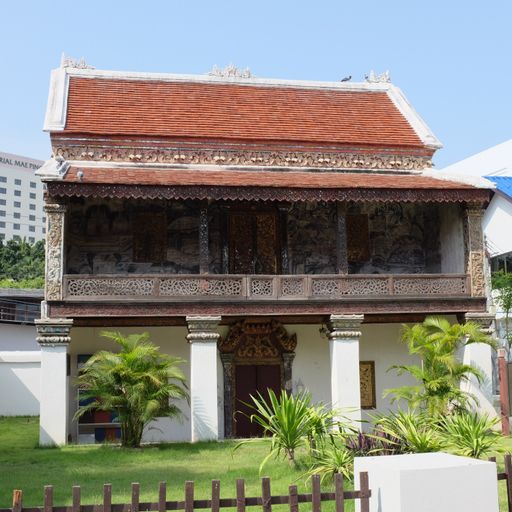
[
  {"left": 208, "top": 63, "right": 252, "bottom": 78},
  {"left": 365, "top": 70, "right": 391, "bottom": 83},
  {"left": 60, "top": 53, "right": 95, "bottom": 70}
]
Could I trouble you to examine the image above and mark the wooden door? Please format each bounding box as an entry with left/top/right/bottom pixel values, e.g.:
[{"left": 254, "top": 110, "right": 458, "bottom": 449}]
[
  {"left": 229, "top": 211, "right": 280, "bottom": 274},
  {"left": 234, "top": 364, "right": 282, "bottom": 438}
]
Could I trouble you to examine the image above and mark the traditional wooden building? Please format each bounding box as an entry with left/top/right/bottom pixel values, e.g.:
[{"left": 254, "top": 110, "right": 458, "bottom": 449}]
[{"left": 36, "top": 61, "right": 495, "bottom": 445}]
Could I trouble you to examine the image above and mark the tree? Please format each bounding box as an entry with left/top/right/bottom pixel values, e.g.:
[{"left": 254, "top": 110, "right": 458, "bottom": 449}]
[
  {"left": 75, "top": 331, "right": 188, "bottom": 447},
  {"left": 0, "top": 238, "right": 45, "bottom": 288},
  {"left": 491, "top": 270, "right": 512, "bottom": 358},
  {"left": 384, "top": 316, "right": 495, "bottom": 416}
]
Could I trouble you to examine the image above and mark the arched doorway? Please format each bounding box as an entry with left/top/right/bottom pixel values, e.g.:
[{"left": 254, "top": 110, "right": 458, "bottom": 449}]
[{"left": 219, "top": 319, "right": 296, "bottom": 438}]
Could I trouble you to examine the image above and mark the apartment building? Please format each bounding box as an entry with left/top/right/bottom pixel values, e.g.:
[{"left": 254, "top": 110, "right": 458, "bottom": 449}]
[{"left": 0, "top": 151, "right": 45, "bottom": 243}]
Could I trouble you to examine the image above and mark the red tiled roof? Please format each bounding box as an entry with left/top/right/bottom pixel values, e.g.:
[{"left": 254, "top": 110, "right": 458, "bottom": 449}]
[
  {"left": 63, "top": 167, "right": 474, "bottom": 190},
  {"left": 64, "top": 77, "right": 424, "bottom": 148}
]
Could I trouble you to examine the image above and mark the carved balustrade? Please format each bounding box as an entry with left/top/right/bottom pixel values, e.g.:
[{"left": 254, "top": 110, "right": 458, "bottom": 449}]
[{"left": 63, "top": 273, "right": 470, "bottom": 301}]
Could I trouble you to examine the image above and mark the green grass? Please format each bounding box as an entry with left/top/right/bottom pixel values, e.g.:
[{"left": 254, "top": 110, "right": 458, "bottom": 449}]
[
  {"left": 0, "top": 417, "right": 510, "bottom": 511},
  {"left": 0, "top": 417, "right": 334, "bottom": 510}
]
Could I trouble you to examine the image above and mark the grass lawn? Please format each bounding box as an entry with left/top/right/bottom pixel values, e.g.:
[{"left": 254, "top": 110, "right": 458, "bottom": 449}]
[
  {"left": 0, "top": 417, "right": 511, "bottom": 511},
  {"left": 0, "top": 418, "right": 329, "bottom": 510}
]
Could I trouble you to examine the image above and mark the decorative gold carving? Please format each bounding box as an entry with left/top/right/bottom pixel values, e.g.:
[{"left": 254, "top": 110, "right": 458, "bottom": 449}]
[
  {"left": 347, "top": 214, "right": 370, "bottom": 262},
  {"left": 53, "top": 144, "right": 432, "bottom": 171},
  {"left": 133, "top": 212, "right": 167, "bottom": 262},
  {"left": 360, "top": 361, "right": 376, "bottom": 409},
  {"left": 219, "top": 319, "right": 297, "bottom": 360},
  {"left": 45, "top": 204, "right": 66, "bottom": 301}
]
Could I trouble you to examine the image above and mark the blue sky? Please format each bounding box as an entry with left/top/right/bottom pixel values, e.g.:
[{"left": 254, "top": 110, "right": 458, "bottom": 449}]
[{"left": 1, "top": 1, "right": 510, "bottom": 168}]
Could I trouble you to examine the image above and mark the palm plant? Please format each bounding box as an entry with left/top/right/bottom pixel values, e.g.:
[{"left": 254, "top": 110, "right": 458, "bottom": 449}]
[
  {"left": 305, "top": 434, "right": 353, "bottom": 483},
  {"left": 384, "top": 316, "right": 495, "bottom": 415},
  {"left": 439, "top": 411, "right": 502, "bottom": 459},
  {"left": 75, "top": 331, "right": 188, "bottom": 448}
]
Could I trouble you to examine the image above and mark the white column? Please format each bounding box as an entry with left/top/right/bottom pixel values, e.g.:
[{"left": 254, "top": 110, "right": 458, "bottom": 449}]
[
  {"left": 463, "top": 312, "right": 498, "bottom": 418},
  {"left": 328, "top": 314, "right": 364, "bottom": 427},
  {"left": 186, "top": 315, "right": 221, "bottom": 442},
  {"left": 35, "top": 318, "right": 73, "bottom": 446}
]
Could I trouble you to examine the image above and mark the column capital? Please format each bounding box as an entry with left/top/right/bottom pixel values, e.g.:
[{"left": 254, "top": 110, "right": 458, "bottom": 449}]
[
  {"left": 44, "top": 203, "right": 67, "bottom": 214},
  {"left": 35, "top": 318, "right": 73, "bottom": 346},
  {"left": 328, "top": 314, "right": 364, "bottom": 340},
  {"left": 464, "top": 312, "right": 495, "bottom": 335},
  {"left": 186, "top": 315, "right": 221, "bottom": 343}
]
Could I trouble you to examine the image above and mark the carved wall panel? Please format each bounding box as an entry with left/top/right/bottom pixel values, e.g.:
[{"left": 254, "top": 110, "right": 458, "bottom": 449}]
[
  {"left": 359, "top": 361, "right": 376, "bottom": 409},
  {"left": 347, "top": 214, "right": 370, "bottom": 262},
  {"left": 45, "top": 204, "right": 67, "bottom": 300},
  {"left": 463, "top": 207, "right": 486, "bottom": 297}
]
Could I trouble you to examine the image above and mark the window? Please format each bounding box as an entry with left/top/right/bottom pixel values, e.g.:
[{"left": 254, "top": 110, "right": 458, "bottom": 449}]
[
  {"left": 14, "top": 190, "right": 21, "bottom": 197},
  {"left": 0, "top": 177, "right": 6, "bottom": 183},
  {"left": 0, "top": 234, "right": 4, "bottom": 240},
  {"left": 28, "top": 237, "right": 35, "bottom": 244},
  {"left": 13, "top": 223, "right": 20, "bottom": 230},
  {"left": 0, "top": 199, "right": 5, "bottom": 206},
  {"left": 14, "top": 179, "right": 21, "bottom": 186},
  {"left": 29, "top": 225, "right": 35, "bottom": 232},
  {"left": 13, "top": 235, "right": 20, "bottom": 241},
  {"left": 29, "top": 204, "right": 36, "bottom": 211},
  {"left": 14, "top": 201, "right": 21, "bottom": 208},
  {"left": 0, "top": 188, "right": 6, "bottom": 194},
  {"left": 42, "top": 216, "right": 46, "bottom": 223},
  {"left": 0, "top": 211, "right": 5, "bottom": 217},
  {"left": 13, "top": 212, "right": 20, "bottom": 219},
  {"left": 29, "top": 214, "right": 35, "bottom": 221},
  {"left": 30, "top": 192, "right": 36, "bottom": 199},
  {"left": 0, "top": 221, "right": 5, "bottom": 228},
  {"left": 42, "top": 227, "right": 46, "bottom": 234},
  {"left": 30, "top": 182, "right": 36, "bottom": 188}
]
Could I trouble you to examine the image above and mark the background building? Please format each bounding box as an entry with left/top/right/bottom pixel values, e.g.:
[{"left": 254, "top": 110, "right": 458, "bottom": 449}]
[{"left": 0, "top": 151, "right": 45, "bottom": 243}]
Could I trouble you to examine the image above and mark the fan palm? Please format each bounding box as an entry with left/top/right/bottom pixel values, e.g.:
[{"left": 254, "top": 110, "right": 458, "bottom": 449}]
[
  {"left": 75, "top": 331, "right": 188, "bottom": 447},
  {"left": 384, "top": 316, "right": 495, "bottom": 415}
]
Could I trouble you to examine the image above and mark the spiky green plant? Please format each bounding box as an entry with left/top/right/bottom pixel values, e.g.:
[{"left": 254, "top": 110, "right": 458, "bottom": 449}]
[
  {"left": 305, "top": 434, "right": 353, "bottom": 483},
  {"left": 372, "top": 410, "right": 445, "bottom": 454},
  {"left": 75, "top": 331, "right": 188, "bottom": 448},
  {"left": 440, "top": 411, "right": 502, "bottom": 459},
  {"left": 384, "top": 316, "right": 495, "bottom": 415},
  {"left": 235, "top": 390, "right": 313, "bottom": 471}
]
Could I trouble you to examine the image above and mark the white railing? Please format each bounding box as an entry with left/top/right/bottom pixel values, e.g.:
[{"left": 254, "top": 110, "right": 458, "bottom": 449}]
[{"left": 63, "top": 273, "right": 471, "bottom": 301}]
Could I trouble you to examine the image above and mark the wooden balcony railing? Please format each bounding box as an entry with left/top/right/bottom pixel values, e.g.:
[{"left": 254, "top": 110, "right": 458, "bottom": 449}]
[{"left": 62, "top": 273, "right": 471, "bottom": 301}]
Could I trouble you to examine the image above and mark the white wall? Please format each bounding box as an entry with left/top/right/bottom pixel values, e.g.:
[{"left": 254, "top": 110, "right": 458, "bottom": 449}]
[
  {"left": 439, "top": 204, "right": 465, "bottom": 273},
  {"left": 0, "top": 323, "right": 40, "bottom": 415},
  {"left": 484, "top": 194, "right": 512, "bottom": 256}
]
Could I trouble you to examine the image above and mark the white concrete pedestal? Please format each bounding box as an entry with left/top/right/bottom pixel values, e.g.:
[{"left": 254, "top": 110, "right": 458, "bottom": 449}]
[
  {"left": 354, "top": 452, "right": 499, "bottom": 512},
  {"left": 35, "top": 318, "right": 73, "bottom": 446},
  {"left": 187, "top": 316, "right": 221, "bottom": 442},
  {"left": 328, "top": 314, "right": 363, "bottom": 427}
]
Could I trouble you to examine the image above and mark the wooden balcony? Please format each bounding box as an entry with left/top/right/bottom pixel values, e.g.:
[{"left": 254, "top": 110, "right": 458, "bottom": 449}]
[{"left": 62, "top": 273, "right": 471, "bottom": 302}]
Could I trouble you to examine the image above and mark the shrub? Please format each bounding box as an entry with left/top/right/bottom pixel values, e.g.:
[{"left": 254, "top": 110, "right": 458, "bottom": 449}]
[
  {"left": 372, "top": 410, "right": 445, "bottom": 454},
  {"left": 305, "top": 435, "right": 353, "bottom": 483},
  {"left": 440, "top": 411, "right": 502, "bottom": 459}
]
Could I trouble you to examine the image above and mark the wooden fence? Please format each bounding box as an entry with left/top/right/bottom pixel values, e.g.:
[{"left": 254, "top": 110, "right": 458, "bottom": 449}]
[
  {"left": 492, "top": 454, "right": 512, "bottom": 512},
  {"left": 3, "top": 473, "right": 371, "bottom": 512}
]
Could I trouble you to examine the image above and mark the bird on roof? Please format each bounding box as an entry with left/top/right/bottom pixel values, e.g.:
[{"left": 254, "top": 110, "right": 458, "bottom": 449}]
[{"left": 340, "top": 76, "right": 352, "bottom": 82}]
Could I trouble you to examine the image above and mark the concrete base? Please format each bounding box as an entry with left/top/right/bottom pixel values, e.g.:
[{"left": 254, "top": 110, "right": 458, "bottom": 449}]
[{"left": 354, "top": 452, "right": 499, "bottom": 512}]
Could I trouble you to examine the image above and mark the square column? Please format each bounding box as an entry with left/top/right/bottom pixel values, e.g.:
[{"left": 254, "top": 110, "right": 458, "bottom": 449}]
[
  {"left": 186, "top": 315, "right": 221, "bottom": 442},
  {"left": 328, "top": 314, "right": 364, "bottom": 427},
  {"left": 463, "top": 312, "right": 498, "bottom": 418},
  {"left": 35, "top": 318, "right": 73, "bottom": 446}
]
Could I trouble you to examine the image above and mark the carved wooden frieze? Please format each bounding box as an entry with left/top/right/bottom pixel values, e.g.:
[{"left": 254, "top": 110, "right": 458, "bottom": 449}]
[
  {"left": 52, "top": 143, "right": 433, "bottom": 171},
  {"left": 360, "top": 361, "right": 376, "bottom": 409}
]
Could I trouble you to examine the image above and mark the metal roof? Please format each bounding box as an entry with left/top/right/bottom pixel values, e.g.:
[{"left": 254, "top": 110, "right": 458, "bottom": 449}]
[{"left": 485, "top": 176, "right": 512, "bottom": 199}]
